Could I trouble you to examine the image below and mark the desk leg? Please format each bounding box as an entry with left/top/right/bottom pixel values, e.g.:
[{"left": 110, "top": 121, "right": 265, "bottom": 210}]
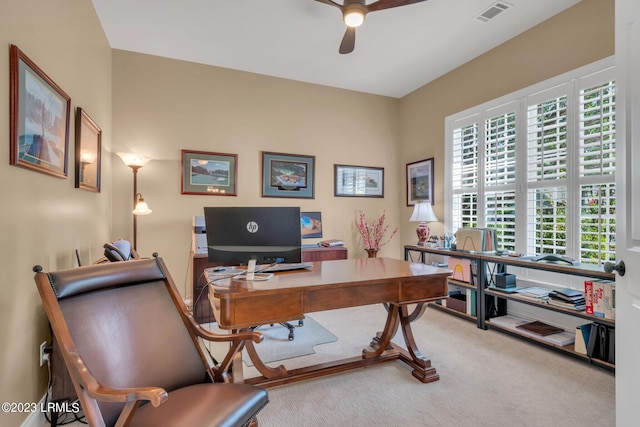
[
  {"left": 369, "top": 303, "right": 439, "bottom": 383},
  {"left": 243, "top": 333, "right": 288, "bottom": 379}
]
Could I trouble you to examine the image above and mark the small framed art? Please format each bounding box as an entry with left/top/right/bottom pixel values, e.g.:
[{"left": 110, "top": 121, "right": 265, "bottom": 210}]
[
  {"left": 9, "top": 44, "right": 71, "bottom": 178},
  {"left": 181, "top": 150, "right": 237, "bottom": 196},
  {"left": 75, "top": 108, "right": 102, "bottom": 192},
  {"left": 300, "top": 211, "right": 323, "bottom": 239},
  {"left": 262, "top": 151, "right": 315, "bottom": 199},
  {"left": 334, "top": 164, "right": 384, "bottom": 197},
  {"left": 406, "top": 157, "right": 434, "bottom": 205}
]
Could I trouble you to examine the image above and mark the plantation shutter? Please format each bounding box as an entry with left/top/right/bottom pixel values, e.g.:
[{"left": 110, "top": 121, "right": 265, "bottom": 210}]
[
  {"left": 577, "top": 78, "right": 616, "bottom": 262},
  {"left": 451, "top": 120, "right": 479, "bottom": 230},
  {"left": 485, "top": 111, "right": 517, "bottom": 251}
]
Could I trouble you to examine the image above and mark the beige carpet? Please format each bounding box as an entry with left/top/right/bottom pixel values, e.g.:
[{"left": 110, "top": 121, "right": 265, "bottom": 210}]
[{"left": 238, "top": 304, "right": 615, "bottom": 427}]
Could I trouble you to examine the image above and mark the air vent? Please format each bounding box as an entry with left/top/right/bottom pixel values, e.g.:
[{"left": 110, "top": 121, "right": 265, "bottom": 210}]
[{"left": 477, "top": 1, "right": 512, "bottom": 22}]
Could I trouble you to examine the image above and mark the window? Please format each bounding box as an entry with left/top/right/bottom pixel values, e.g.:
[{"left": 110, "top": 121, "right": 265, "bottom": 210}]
[{"left": 446, "top": 59, "right": 615, "bottom": 264}]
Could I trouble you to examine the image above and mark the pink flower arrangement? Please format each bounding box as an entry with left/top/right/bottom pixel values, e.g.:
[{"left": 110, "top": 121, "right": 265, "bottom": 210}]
[{"left": 355, "top": 210, "right": 398, "bottom": 251}]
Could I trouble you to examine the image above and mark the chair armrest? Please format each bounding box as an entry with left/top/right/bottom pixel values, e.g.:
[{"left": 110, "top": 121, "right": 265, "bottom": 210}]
[
  {"left": 186, "top": 315, "right": 264, "bottom": 344},
  {"left": 68, "top": 351, "right": 168, "bottom": 407}
]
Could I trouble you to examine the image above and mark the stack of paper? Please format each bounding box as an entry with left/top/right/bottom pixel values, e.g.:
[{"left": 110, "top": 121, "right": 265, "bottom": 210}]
[
  {"left": 515, "top": 287, "right": 551, "bottom": 302},
  {"left": 489, "top": 314, "right": 574, "bottom": 347}
]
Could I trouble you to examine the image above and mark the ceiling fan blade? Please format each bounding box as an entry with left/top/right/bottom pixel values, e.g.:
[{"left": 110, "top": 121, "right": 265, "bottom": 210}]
[
  {"left": 339, "top": 27, "right": 356, "bottom": 54},
  {"left": 314, "top": 0, "right": 343, "bottom": 9},
  {"left": 366, "top": 0, "right": 428, "bottom": 13}
]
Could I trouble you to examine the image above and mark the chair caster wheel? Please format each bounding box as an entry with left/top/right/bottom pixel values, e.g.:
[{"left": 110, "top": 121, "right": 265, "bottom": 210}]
[
  {"left": 298, "top": 320, "right": 304, "bottom": 327},
  {"left": 288, "top": 333, "right": 294, "bottom": 341}
]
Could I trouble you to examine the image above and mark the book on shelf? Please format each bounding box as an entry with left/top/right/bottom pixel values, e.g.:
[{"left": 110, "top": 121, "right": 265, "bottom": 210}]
[
  {"left": 516, "top": 287, "right": 552, "bottom": 298},
  {"left": 603, "top": 280, "right": 615, "bottom": 319},
  {"left": 543, "top": 331, "right": 575, "bottom": 346},
  {"left": 583, "top": 279, "right": 615, "bottom": 319},
  {"left": 466, "top": 289, "right": 477, "bottom": 316},
  {"left": 488, "top": 314, "right": 529, "bottom": 329},
  {"left": 516, "top": 321, "right": 564, "bottom": 336},
  {"left": 611, "top": 284, "right": 616, "bottom": 320},
  {"left": 548, "top": 290, "right": 585, "bottom": 311},
  {"left": 592, "top": 280, "right": 606, "bottom": 318},
  {"left": 584, "top": 280, "right": 594, "bottom": 315},
  {"left": 319, "top": 239, "right": 344, "bottom": 247},
  {"left": 554, "top": 287, "right": 584, "bottom": 298},
  {"left": 487, "top": 285, "right": 521, "bottom": 294},
  {"left": 549, "top": 293, "right": 585, "bottom": 304},
  {"left": 574, "top": 324, "right": 591, "bottom": 355},
  {"left": 586, "top": 323, "right": 615, "bottom": 363},
  {"left": 513, "top": 287, "right": 551, "bottom": 303},
  {"left": 547, "top": 298, "right": 586, "bottom": 311}
]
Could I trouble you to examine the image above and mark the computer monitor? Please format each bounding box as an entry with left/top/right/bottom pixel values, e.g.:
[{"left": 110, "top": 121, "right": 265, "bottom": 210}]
[{"left": 204, "top": 206, "right": 302, "bottom": 266}]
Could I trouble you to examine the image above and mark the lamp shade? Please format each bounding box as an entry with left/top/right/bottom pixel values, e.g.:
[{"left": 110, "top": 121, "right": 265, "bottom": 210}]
[
  {"left": 409, "top": 202, "right": 438, "bottom": 223},
  {"left": 409, "top": 202, "right": 437, "bottom": 246},
  {"left": 132, "top": 193, "right": 152, "bottom": 216},
  {"left": 116, "top": 152, "right": 151, "bottom": 168}
]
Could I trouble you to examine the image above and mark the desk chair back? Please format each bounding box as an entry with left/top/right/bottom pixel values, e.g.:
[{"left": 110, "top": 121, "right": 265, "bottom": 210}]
[{"left": 35, "top": 256, "right": 268, "bottom": 427}]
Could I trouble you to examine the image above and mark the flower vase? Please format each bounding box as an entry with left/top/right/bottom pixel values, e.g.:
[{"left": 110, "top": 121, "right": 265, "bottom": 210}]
[{"left": 366, "top": 249, "right": 378, "bottom": 258}]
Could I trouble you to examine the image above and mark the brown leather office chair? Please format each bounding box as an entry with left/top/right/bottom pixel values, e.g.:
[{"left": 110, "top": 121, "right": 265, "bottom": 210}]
[{"left": 34, "top": 255, "right": 269, "bottom": 427}]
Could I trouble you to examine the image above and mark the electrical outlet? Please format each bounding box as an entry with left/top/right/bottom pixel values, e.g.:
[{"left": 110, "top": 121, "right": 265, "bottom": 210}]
[{"left": 39, "top": 341, "right": 49, "bottom": 366}]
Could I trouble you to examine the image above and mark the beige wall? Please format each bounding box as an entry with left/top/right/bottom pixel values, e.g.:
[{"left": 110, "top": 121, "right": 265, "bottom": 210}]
[
  {"left": 0, "top": 0, "right": 614, "bottom": 425},
  {"left": 0, "top": 1, "right": 112, "bottom": 425},
  {"left": 110, "top": 51, "right": 403, "bottom": 294},
  {"left": 398, "top": 0, "right": 615, "bottom": 246}
]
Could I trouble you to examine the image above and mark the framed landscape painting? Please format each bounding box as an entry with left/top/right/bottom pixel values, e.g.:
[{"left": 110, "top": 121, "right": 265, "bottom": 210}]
[
  {"left": 181, "top": 150, "right": 237, "bottom": 195},
  {"left": 262, "top": 151, "right": 315, "bottom": 199},
  {"left": 406, "top": 158, "right": 434, "bottom": 205},
  {"left": 9, "top": 44, "right": 71, "bottom": 178}
]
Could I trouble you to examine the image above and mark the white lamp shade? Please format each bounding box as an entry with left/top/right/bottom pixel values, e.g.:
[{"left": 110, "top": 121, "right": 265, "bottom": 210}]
[
  {"left": 132, "top": 194, "right": 152, "bottom": 215},
  {"left": 133, "top": 200, "right": 152, "bottom": 215},
  {"left": 410, "top": 202, "right": 438, "bottom": 223},
  {"left": 117, "top": 152, "right": 151, "bottom": 167}
]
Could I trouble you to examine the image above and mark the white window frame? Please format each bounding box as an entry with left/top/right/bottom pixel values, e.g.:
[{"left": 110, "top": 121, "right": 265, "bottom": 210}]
[{"left": 445, "top": 57, "right": 615, "bottom": 264}]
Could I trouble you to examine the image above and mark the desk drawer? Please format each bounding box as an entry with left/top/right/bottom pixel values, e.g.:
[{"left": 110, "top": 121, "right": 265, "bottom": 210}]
[
  {"left": 400, "top": 278, "right": 448, "bottom": 302},
  {"left": 217, "top": 292, "right": 302, "bottom": 329}
]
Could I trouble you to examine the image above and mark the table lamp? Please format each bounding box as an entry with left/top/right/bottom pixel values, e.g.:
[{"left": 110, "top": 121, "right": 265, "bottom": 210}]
[{"left": 409, "top": 202, "right": 438, "bottom": 246}]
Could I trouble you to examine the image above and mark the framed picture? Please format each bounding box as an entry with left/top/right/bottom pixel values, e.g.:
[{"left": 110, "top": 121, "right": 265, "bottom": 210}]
[
  {"left": 9, "top": 45, "right": 71, "bottom": 178},
  {"left": 181, "top": 150, "right": 237, "bottom": 196},
  {"left": 74, "top": 108, "right": 102, "bottom": 192},
  {"left": 406, "top": 157, "right": 434, "bottom": 205},
  {"left": 334, "top": 164, "right": 384, "bottom": 198},
  {"left": 262, "top": 151, "right": 315, "bottom": 199},
  {"left": 300, "top": 211, "right": 323, "bottom": 239}
]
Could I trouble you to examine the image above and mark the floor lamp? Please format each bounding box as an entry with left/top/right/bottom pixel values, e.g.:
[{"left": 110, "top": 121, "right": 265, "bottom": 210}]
[{"left": 117, "top": 152, "right": 152, "bottom": 250}]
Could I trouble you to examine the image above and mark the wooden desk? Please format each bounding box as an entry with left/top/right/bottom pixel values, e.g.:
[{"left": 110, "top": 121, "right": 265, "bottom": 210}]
[
  {"left": 192, "top": 247, "right": 347, "bottom": 323},
  {"left": 207, "top": 258, "right": 450, "bottom": 387}
]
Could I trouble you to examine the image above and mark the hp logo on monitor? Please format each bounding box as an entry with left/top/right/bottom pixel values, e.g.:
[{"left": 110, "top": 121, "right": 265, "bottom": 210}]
[{"left": 246, "top": 221, "right": 259, "bottom": 233}]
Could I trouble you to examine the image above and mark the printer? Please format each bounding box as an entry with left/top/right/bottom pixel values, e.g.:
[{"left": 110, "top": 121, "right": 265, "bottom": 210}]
[{"left": 192, "top": 216, "right": 207, "bottom": 254}]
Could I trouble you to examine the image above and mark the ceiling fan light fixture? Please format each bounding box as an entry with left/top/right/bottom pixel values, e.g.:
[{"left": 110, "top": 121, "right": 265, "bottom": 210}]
[
  {"left": 344, "top": 10, "right": 365, "bottom": 27},
  {"left": 342, "top": 1, "right": 366, "bottom": 28}
]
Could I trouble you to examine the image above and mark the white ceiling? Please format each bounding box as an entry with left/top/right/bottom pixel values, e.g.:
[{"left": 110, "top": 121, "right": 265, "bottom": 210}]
[{"left": 91, "top": 0, "right": 581, "bottom": 98}]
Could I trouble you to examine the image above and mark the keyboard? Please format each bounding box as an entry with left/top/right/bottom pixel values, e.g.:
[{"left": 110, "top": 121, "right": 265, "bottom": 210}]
[{"left": 260, "top": 262, "right": 313, "bottom": 272}]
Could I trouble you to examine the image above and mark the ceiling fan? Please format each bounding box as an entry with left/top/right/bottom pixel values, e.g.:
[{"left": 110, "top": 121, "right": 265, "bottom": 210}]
[{"left": 315, "top": 0, "right": 428, "bottom": 54}]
